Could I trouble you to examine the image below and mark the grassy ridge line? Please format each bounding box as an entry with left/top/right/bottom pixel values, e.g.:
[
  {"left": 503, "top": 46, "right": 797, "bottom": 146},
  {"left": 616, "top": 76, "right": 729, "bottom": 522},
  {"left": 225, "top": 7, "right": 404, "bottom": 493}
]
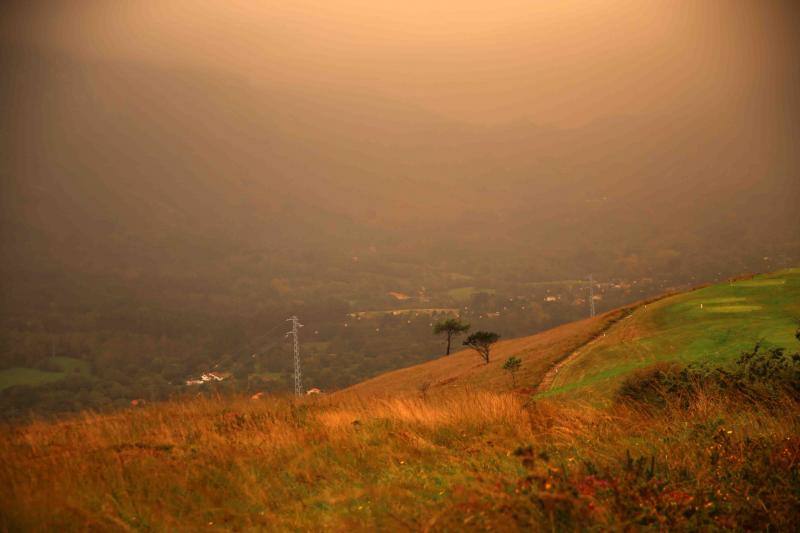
[
  {"left": 340, "top": 282, "right": 727, "bottom": 399},
  {"left": 343, "top": 273, "right": 765, "bottom": 399},
  {"left": 360, "top": 271, "right": 761, "bottom": 400},
  {"left": 338, "top": 310, "right": 622, "bottom": 399}
]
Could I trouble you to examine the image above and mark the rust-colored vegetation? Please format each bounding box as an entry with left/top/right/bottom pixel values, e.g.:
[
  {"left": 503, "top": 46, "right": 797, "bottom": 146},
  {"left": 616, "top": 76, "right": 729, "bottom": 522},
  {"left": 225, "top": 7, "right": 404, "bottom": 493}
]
[{"left": 2, "top": 380, "right": 798, "bottom": 531}]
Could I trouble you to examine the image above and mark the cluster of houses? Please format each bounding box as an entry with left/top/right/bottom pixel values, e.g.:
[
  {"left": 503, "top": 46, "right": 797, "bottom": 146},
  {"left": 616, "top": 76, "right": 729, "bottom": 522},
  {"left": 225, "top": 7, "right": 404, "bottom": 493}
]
[
  {"left": 543, "top": 294, "right": 602, "bottom": 305},
  {"left": 185, "top": 371, "right": 231, "bottom": 386}
]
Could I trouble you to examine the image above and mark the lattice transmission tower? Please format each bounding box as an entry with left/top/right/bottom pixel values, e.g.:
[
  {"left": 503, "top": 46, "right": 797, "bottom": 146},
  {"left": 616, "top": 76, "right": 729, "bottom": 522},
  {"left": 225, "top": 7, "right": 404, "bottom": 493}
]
[
  {"left": 285, "top": 316, "right": 303, "bottom": 396},
  {"left": 588, "top": 274, "right": 596, "bottom": 318}
]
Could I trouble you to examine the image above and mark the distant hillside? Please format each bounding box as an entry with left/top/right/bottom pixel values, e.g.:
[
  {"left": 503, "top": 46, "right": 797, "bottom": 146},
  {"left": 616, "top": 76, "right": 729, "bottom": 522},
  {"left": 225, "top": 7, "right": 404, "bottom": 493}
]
[{"left": 4, "top": 46, "right": 798, "bottom": 284}]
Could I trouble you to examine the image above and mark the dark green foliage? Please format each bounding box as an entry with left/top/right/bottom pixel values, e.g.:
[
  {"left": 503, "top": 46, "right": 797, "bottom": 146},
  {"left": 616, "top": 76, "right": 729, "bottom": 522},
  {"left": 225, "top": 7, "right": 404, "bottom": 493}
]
[
  {"left": 433, "top": 318, "right": 470, "bottom": 355},
  {"left": 617, "top": 341, "right": 800, "bottom": 408},
  {"left": 463, "top": 331, "right": 500, "bottom": 364},
  {"left": 615, "top": 362, "right": 698, "bottom": 408},
  {"left": 735, "top": 343, "right": 800, "bottom": 397}
]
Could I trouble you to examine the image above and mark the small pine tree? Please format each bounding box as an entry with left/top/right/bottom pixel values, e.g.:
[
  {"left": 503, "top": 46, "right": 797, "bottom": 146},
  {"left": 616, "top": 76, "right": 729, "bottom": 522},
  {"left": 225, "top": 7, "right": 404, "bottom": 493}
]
[{"left": 502, "top": 356, "right": 522, "bottom": 386}]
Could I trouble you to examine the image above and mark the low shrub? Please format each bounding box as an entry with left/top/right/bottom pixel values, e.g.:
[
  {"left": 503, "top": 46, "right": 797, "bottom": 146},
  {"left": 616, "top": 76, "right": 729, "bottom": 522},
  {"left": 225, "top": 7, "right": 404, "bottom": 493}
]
[
  {"left": 504, "top": 429, "right": 800, "bottom": 531},
  {"left": 617, "top": 341, "right": 800, "bottom": 409}
]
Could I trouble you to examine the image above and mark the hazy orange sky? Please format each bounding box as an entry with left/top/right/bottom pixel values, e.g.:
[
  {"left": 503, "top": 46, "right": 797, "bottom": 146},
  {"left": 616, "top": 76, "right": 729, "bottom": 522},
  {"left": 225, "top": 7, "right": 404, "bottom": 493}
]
[{"left": 4, "top": 0, "right": 798, "bottom": 127}]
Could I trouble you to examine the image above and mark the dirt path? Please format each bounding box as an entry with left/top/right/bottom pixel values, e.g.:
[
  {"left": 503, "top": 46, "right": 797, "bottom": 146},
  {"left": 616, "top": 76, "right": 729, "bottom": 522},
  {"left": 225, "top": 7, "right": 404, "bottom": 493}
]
[{"left": 534, "top": 310, "right": 633, "bottom": 393}]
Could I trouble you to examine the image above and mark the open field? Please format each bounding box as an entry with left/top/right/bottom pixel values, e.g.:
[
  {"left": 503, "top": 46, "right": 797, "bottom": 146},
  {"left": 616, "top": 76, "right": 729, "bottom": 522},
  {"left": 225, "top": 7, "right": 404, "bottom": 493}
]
[
  {"left": 545, "top": 269, "right": 800, "bottom": 399},
  {"left": 0, "top": 357, "right": 90, "bottom": 392},
  {"left": 0, "top": 367, "right": 65, "bottom": 392}
]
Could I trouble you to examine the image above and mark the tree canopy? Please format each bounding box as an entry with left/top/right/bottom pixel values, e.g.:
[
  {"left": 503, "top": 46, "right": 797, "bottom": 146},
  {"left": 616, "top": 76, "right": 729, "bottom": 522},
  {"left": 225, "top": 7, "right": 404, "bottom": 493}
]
[
  {"left": 433, "top": 318, "right": 470, "bottom": 355},
  {"left": 463, "top": 331, "right": 500, "bottom": 364}
]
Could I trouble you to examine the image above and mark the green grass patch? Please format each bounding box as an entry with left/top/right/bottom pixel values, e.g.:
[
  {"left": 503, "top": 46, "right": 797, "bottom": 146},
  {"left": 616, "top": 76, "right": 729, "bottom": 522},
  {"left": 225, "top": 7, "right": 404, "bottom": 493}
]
[
  {"left": 707, "top": 305, "right": 763, "bottom": 313},
  {"left": 734, "top": 279, "right": 786, "bottom": 287},
  {"left": 699, "top": 297, "right": 747, "bottom": 304},
  {"left": 548, "top": 269, "right": 800, "bottom": 399},
  {"left": 0, "top": 357, "right": 89, "bottom": 391},
  {"left": 0, "top": 368, "right": 65, "bottom": 391}
]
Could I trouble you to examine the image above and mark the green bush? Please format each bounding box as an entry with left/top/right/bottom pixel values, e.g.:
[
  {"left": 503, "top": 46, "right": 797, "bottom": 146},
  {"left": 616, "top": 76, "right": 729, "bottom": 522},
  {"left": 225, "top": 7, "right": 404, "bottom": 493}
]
[{"left": 617, "top": 342, "right": 800, "bottom": 408}]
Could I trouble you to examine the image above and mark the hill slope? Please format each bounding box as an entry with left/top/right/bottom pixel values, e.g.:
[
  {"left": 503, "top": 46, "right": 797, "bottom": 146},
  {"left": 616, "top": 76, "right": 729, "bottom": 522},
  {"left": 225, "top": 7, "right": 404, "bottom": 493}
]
[
  {"left": 2, "top": 270, "right": 799, "bottom": 531},
  {"left": 343, "top": 269, "right": 799, "bottom": 399},
  {"left": 545, "top": 268, "right": 800, "bottom": 398},
  {"left": 341, "top": 309, "right": 631, "bottom": 398}
]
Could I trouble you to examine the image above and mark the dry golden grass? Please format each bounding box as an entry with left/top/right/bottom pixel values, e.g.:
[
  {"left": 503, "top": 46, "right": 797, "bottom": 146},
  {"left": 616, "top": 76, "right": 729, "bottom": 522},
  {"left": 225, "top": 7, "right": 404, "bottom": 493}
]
[
  {"left": 1, "top": 391, "right": 533, "bottom": 531},
  {"left": 2, "top": 387, "right": 797, "bottom": 531}
]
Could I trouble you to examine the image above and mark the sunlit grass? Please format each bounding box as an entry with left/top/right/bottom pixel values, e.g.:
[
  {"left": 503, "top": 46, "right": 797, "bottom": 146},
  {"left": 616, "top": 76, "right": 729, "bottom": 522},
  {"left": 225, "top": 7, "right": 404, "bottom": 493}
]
[
  {"left": 548, "top": 269, "right": 800, "bottom": 397},
  {"left": 706, "top": 305, "right": 762, "bottom": 313},
  {"left": 1, "top": 387, "right": 797, "bottom": 531}
]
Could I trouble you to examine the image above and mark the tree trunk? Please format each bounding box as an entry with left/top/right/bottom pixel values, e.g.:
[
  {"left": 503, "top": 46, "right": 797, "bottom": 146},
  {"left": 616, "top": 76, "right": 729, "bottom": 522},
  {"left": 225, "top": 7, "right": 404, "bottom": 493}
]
[{"left": 445, "top": 333, "right": 452, "bottom": 355}]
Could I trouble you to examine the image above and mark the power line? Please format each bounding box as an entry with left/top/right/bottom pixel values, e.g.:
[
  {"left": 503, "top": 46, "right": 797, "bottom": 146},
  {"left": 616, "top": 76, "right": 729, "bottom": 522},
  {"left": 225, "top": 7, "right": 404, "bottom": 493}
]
[
  {"left": 250, "top": 321, "right": 290, "bottom": 357},
  {"left": 285, "top": 316, "right": 303, "bottom": 396}
]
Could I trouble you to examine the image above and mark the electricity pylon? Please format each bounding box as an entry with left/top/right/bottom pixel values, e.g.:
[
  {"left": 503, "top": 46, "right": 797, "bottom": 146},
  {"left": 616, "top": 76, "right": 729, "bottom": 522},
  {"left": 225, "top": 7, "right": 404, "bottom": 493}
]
[
  {"left": 285, "top": 316, "right": 303, "bottom": 396},
  {"left": 588, "top": 274, "right": 596, "bottom": 318}
]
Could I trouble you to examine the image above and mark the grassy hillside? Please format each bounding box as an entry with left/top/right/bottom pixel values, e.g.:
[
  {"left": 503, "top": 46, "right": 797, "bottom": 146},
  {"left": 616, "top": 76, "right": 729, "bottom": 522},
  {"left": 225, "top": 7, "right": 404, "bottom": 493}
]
[
  {"left": 1, "top": 272, "right": 798, "bottom": 530},
  {"left": 341, "top": 308, "right": 629, "bottom": 398},
  {"left": 343, "top": 269, "right": 799, "bottom": 401},
  {"left": 544, "top": 268, "right": 800, "bottom": 398}
]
